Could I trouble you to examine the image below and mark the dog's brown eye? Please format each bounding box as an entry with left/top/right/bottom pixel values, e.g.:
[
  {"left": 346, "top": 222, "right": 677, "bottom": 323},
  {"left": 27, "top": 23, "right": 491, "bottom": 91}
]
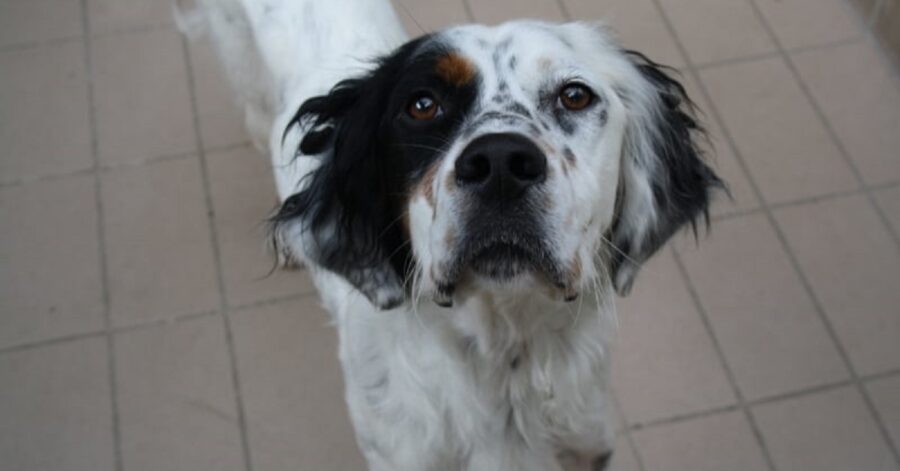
[
  {"left": 407, "top": 94, "right": 442, "bottom": 120},
  {"left": 559, "top": 83, "right": 594, "bottom": 111}
]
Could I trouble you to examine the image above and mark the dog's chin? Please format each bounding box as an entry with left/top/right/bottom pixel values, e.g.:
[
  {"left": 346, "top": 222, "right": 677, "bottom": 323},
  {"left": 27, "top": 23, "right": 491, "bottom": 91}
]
[{"left": 468, "top": 242, "right": 538, "bottom": 281}]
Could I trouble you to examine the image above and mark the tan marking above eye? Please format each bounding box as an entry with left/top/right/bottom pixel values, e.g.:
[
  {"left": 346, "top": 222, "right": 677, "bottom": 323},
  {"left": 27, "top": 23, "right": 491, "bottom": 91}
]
[{"left": 435, "top": 53, "right": 476, "bottom": 87}]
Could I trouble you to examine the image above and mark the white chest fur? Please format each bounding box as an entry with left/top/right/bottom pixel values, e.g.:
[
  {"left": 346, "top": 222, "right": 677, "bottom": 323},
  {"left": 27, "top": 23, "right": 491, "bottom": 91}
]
[{"left": 317, "top": 272, "right": 617, "bottom": 471}]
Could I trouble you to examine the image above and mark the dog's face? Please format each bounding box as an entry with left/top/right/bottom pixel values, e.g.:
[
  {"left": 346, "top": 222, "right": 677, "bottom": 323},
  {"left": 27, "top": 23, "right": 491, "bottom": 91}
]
[{"left": 274, "top": 21, "right": 722, "bottom": 309}]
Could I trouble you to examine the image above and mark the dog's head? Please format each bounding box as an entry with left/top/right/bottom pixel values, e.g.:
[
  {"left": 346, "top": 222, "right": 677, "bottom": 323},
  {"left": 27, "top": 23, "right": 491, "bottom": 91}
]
[{"left": 273, "top": 21, "right": 723, "bottom": 309}]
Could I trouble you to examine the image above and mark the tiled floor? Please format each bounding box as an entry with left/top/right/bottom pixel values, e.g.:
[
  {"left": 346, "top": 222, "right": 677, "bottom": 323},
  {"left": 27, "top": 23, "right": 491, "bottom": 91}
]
[{"left": 1, "top": 0, "right": 899, "bottom": 470}]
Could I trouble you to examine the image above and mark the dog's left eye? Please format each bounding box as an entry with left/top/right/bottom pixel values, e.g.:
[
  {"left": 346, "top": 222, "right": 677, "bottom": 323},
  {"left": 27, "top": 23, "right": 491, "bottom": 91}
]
[
  {"left": 407, "top": 93, "right": 443, "bottom": 120},
  {"left": 558, "top": 83, "right": 594, "bottom": 111}
]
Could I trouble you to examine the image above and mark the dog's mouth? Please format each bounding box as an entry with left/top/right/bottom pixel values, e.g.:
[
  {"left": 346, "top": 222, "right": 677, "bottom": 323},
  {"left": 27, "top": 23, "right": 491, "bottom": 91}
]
[
  {"left": 433, "top": 229, "right": 573, "bottom": 307},
  {"left": 468, "top": 240, "right": 540, "bottom": 280}
]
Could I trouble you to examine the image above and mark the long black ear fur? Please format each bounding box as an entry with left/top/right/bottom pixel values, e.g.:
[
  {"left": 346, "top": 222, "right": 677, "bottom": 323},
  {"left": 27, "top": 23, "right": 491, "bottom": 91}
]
[
  {"left": 610, "top": 51, "right": 725, "bottom": 295},
  {"left": 271, "top": 37, "right": 431, "bottom": 309}
]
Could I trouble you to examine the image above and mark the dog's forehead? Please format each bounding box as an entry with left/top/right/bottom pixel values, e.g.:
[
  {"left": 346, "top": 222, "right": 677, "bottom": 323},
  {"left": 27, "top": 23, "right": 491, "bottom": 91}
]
[{"left": 436, "top": 22, "right": 585, "bottom": 84}]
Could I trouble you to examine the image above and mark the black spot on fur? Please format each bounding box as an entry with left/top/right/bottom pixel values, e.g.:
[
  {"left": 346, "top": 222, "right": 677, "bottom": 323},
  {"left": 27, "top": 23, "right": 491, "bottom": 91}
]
[
  {"left": 506, "top": 101, "right": 531, "bottom": 118},
  {"left": 592, "top": 452, "right": 613, "bottom": 471},
  {"left": 508, "top": 55, "right": 518, "bottom": 70}
]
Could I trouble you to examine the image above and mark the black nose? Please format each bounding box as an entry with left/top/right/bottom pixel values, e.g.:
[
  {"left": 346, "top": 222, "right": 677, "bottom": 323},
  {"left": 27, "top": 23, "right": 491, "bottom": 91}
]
[{"left": 455, "top": 133, "right": 547, "bottom": 202}]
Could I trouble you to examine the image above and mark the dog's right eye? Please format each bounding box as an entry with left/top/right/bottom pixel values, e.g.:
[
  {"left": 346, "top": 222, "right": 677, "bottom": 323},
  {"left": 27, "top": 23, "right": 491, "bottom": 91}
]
[{"left": 407, "top": 93, "right": 443, "bottom": 120}]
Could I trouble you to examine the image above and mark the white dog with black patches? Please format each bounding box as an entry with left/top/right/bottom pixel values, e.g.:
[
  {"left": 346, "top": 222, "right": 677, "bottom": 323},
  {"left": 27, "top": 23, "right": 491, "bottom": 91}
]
[{"left": 182, "top": 0, "right": 723, "bottom": 469}]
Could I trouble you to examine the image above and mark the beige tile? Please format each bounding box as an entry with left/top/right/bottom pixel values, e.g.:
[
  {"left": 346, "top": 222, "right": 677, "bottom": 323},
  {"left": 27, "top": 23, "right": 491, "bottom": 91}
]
[
  {"left": 754, "top": 0, "right": 863, "bottom": 49},
  {"left": 468, "top": 0, "right": 564, "bottom": 24},
  {"left": 0, "top": 338, "right": 114, "bottom": 471},
  {"left": 0, "top": 176, "right": 104, "bottom": 348},
  {"left": 866, "top": 375, "right": 900, "bottom": 452},
  {"left": 393, "top": 0, "right": 471, "bottom": 33},
  {"left": 700, "top": 57, "right": 857, "bottom": 204},
  {"left": 231, "top": 297, "right": 366, "bottom": 471},
  {"left": 612, "top": 250, "right": 736, "bottom": 425},
  {"left": 634, "top": 411, "right": 769, "bottom": 471},
  {"left": 608, "top": 434, "right": 641, "bottom": 471},
  {"left": 88, "top": 0, "right": 174, "bottom": 34},
  {"left": 678, "top": 214, "right": 848, "bottom": 400},
  {"left": 874, "top": 185, "right": 900, "bottom": 236},
  {"left": 207, "top": 146, "right": 316, "bottom": 307},
  {"left": 681, "top": 75, "right": 760, "bottom": 216},
  {"left": 753, "top": 386, "right": 896, "bottom": 471},
  {"left": 775, "top": 195, "right": 900, "bottom": 376},
  {"left": 0, "top": 0, "right": 82, "bottom": 47},
  {"left": 0, "top": 42, "right": 92, "bottom": 182},
  {"left": 792, "top": 41, "right": 900, "bottom": 185},
  {"left": 658, "top": 0, "right": 775, "bottom": 65},
  {"left": 115, "top": 315, "right": 244, "bottom": 471},
  {"left": 188, "top": 37, "right": 248, "bottom": 150},
  {"left": 93, "top": 29, "right": 196, "bottom": 166},
  {"left": 102, "top": 158, "right": 219, "bottom": 326},
  {"left": 562, "top": 0, "right": 684, "bottom": 67}
]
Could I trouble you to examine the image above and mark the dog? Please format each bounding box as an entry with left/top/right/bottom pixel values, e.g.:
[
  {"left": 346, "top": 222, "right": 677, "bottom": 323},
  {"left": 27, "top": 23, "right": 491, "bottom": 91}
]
[{"left": 182, "top": 0, "right": 723, "bottom": 469}]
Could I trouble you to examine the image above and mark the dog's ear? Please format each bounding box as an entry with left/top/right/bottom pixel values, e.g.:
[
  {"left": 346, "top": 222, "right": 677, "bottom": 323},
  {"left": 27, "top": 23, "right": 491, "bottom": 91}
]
[
  {"left": 271, "top": 37, "right": 430, "bottom": 310},
  {"left": 609, "top": 51, "right": 724, "bottom": 295}
]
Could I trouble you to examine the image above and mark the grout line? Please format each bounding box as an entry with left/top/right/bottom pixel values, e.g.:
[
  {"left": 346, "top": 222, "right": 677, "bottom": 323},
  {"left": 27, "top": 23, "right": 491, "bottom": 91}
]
[
  {"left": 669, "top": 247, "right": 779, "bottom": 471},
  {"left": 0, "top": 293, "right": 320, "bottom": 358},
  {"left": 0, "top": 151, "right": 195, "bottom": 188},
  {"left": 0, "top": 330, "right": 108, "bottom": 356},
  {"left": 743, "top": 1, "right": 900, "bottom": 464},
  {"left": 750, "top": 0, "right": 900, "bottom": 249},
  {"left": 700, "top": 0, "right": 900, "bottom": 465},
  {"left": 610, "top": 394, "right": 648, "bottom": 471},
  {"left": 461, "top": 0, "right": 476, "bottom": 22},
  {"left": 647, "top": 1, "right": 786, "bottom": 468},
  {"left": 628, "top": 404, "right": 741, "bottom": 433},
  {"left": 692, "top": 35, "right": 865, "bottom": 71},
  {"left": 180, "top": 36, "right": 255, "bottom": 471},
  {"left": 0, "top": 35, "right": 84, "bottom": 54},
  {"left": 554, "top": 0, "right": 572, "bottom": 21},
  {"left": 88, "top": 22, "right": 176, "bottom": 39},
  {"left": 78, "top": 1, "right": 123, "bottom": 470}
]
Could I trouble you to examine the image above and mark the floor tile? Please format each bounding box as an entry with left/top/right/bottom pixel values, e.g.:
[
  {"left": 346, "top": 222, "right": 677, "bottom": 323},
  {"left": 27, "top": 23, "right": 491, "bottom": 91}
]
[
  {"left": 187, "top": 37, "right": 249, "bottom": 151},
  {"left": 88, "top": 0, "right": 174, "bottom": 34},
  {"left": 866, "top": 375, "right": 900, "bottom": 453},
  {"left": 92, "top": 29, "right": 196, "bottom": 166},
  {"left": 634, "top": 411, "right": 769, "bottom": 471},
  {"left": 230, "top": 297, "right": 366, "bottom": 471},
  {"left": 680, "top": 75, "right": 760, "bottom": 216},
  {"left": 115, "top": 315, "right": 244, "bottom": 471},
  {"left": 393, "top": 0, "right": 471, "bottom": 33},
  {"left": 207, "top": 146, "right": 316, "bottom": 307},
  {"left": 0, "top": 338, "right": 114, "bottom": 471},
  {"left": 677, "top": 214, "right": 848, "bottom": 400},
  {"left": 775, "top": 195, "right": 900, "bottom": 376},
  {"left": 792, "top": 41, "right": 900, "bottom": 185},
  {"left": 562, "top": 0, "right": 684, "bottom": 67},
  {"left": 612, "top": 250, "right": 736, "bottom": 425},
  {"left": 874, "top": 185, "right": 900, "bottom": 236},
  {"left": 467, "top": 0, "right": 564, "bottom": 24},
  {"left": 657, "top": 0, "right": 775, "bottom": 65},
  {"left": 700, "top": 57, "right": 857, "bottom": 204},
  {"left": 102, "top": 158, "right": 219, "bottom": 326},
  {"left": 0, "top": 176, "right": 104, "bottom": 349},
  {"left": 0, "top": 0, "right": 82, "bottom": 48},
  {"left": 753, "top": 0, "right": 863, "bottom": 49},
  {"left": 608, "top": 434, "right": 641, "bottom": 471},
  {"left": 0, "top": 42, "right": 92, "bottom": 182},
  {"left": 753, "top": 386, "right": 896, "bottom": 471}
]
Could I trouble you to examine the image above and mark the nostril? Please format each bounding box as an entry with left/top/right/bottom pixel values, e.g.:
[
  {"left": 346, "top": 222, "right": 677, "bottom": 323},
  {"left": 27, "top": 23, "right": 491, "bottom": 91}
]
[
  {"left": 508, "top": 152, "right": 547, "bottom": 182},
  {"left": 456, "top": 152, "right": 491, "bottom": 184}
]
